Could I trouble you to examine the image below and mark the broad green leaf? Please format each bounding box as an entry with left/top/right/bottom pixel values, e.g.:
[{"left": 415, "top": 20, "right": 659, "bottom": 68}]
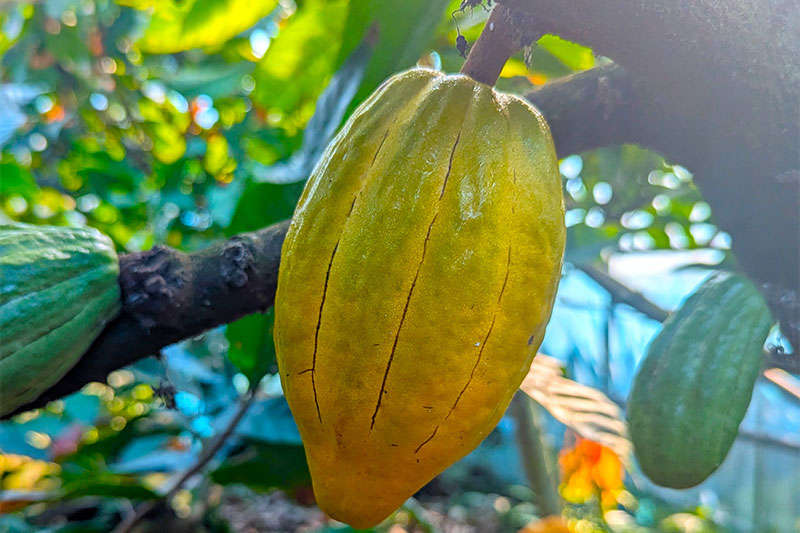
[
  {"left": 210, "top": 442, "right": 310, "bottom": 492},
  {"left": 235, "top": 397, "right": 303, "bottom": 444},
  {"left": 335, "top": 0, "right": 450, "bottom": 116},
  {"left": 538, "top": 34, "right": 595, "bottom": 71},
  {"left": 226, "top": 181, "right": 303, "bottom": 235},
  {"left": 61, "top": 478, "right": 160, "bottom": 500},
  {"left": 252, "top": 1, "right": 349, "bottom": 118},
  {"left": 161, "top": 61, "right": 255, "bottom": 99},
  {"left": 0, "top": 162, "right": 38, "bottom": 198},
  {"left": 226, "top": 308, "right": 277, "bottom": 386},
  {"left": 119, "top": 0, "right": 278, "bottom": 54},
  {"left": 565, "top": 224, "right": 620, "bottom": 265},
  {"left": 255, "top": 33, "right": 374, "bottom": 183}
]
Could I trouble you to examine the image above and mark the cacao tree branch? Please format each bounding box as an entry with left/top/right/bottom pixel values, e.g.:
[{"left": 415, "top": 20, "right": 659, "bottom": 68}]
[
  {"left": 578, "top": 264, "right": 800, "bottom": 374},
  {"left": 501, "top": 0, "right": 800, "bottom": 349},
  {"left": 526, "top": 63, "right": 636, "bottom": 158},
  {"left": 3, "top": 222, "right": 288, "bottom": 418}
]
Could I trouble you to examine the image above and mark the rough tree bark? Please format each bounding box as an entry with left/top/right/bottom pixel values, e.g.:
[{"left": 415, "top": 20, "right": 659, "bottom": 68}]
[
  {"left": 3, "top": 222, "right": 288, "bottom": 417},
  {"left": 502, "top": 0, "right": 800, "bottom": 344},
  {"left": 5, "top": 0, "right": 799, "bottom": 416}
]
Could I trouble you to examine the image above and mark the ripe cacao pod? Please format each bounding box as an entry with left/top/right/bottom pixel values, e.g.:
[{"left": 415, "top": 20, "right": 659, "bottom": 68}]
[
  {"left": 627, "top": 271, "right": 772, "bottom": 489},
  {"left": 0, "top": 224, "right": 121, "bottom": 417},
  {"left": 274, "top": 68, "right": 565, "bottom": 527}
]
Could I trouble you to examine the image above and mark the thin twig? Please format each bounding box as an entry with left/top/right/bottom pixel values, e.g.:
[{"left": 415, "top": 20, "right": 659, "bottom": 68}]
[
  {"left": 579, "top": 264, "right": 800, "bottom": 374},
  {"left": 578, "top": 264, "right": 669, "bottom": 322},
  {"left": 112, "top": 390, "right": 257, "bottom": 533}
]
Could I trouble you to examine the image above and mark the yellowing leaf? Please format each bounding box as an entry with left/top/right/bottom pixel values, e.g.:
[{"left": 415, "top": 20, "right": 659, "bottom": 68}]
[
  {"left": 252, "top": 1, "right": 349, "bottom": 118},
  {"left": 0, "top": 454, "right": 60, "bottom": 493},
  {"left": 150, "top": 123, "right": 186, "bottom": 164},
  {"left": 500, "top": 58, "right": 530, "bottom": 78},
  {"left": 204, "top": 134, "right": 232, "bottom": 175},
  {"left": 120, "top": 0, "right": 278, "bottom": 54},
  {"left": 520, "top": 354, "right": 632, "bottom": 463}
]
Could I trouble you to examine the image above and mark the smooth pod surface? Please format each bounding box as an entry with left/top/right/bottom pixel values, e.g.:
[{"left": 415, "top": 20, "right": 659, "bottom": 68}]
[
  {"left": 274, "top": 68, "right": 565, "bottom": 527},
  {"left": 0, "top": 224, "right": 121, "bottom": 416},
  {"left": 627, "top": 271, "right": 772, "bottom": 489}
]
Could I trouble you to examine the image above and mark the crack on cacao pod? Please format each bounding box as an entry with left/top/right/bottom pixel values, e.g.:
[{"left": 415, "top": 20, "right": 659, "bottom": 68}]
[
  {"left": 370, "top": 130, "right": 390, "bottom": 168},
  {"left": 120, "top": 246, "right": 190, "bottom": 331},
  {"left": 371, "top": 213, "right": 439, "bottom": 431},
  {"left": 439, "top": 131, "right": 461, "bottom": 199},
  {"left": 304, "top": 191, "right": 364, "bottom": 424},
  {"left": 371, "top": 131, "right": 462, "bottom": 431},
  {"left": 307, "top": 240, "right": 341, "bottom": 423},
  {"left": 414, "top": 425, "right": 438, "bottom": 454},
  {"left": 451, "top": 309, "right": 497, "bottom": 417},
  {"left": 221, "top": 238, "right": 254, "bottom": 289},
  {"left": 416, "top": 221, "right": 513, "bottom": 453},
  {"left": 498, "top": 245, "right": 511, "bottom": 303}
]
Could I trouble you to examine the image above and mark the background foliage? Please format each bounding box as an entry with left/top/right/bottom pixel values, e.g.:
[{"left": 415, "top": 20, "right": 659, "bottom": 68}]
[{"left": 2, "top": 1, "right": 790, "bottom": 532}]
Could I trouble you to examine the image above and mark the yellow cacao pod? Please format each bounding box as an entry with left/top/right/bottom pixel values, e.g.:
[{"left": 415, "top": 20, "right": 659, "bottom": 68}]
[{"left": 274, "top": 68, "right": 565, "bottom": 528}]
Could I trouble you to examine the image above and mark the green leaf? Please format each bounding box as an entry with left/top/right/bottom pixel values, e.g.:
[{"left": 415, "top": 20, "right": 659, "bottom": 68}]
[
  {"left": 565, "top": 224, "right": 620, "bottom": 265},
  {"left": 210, "top": 442, "right": 311, "bottom": 492},
  {"left": 61, "top": 478, "right": 160, "bottom": 501},
  {"left": 149, "top": 123, "right": 186, "bottom": 164},
  {"left": 252, "top": 1, "right": 349, "bottom": 117},
  {"left": 120, "top": 0, "right": 278, "bottom": 54},
  {"left": 336, "top": 0, "right": 450, "bottom": 116},
  {"left": 537, "top": 35, "right": 595, "bottom": 71},
  {"left": 235, "top": 397, "right": 302, "bottom": 444},
  {"left": 226, "top": 181, "right": 303, "bottom": 235},
  {"left": 0, "top": 162, "right": 38, "bottom": 198},
  {"left": 226, "top": 308, "right": 277, "bottom": 386},
  {"left": 647, "top": 225, "right": 671, "bottom": 249},
  {"left": 161, "top": 61, "right": 255, "bottom": 99},
  {"left": 255, "top": 33, "right": 374, "bottom": 183}
]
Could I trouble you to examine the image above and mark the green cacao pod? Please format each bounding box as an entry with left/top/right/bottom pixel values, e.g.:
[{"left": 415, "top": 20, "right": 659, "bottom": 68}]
[
  {"left": 627, "top": 270, "right": 772, "bottom": 489},
  {"left": 0, "top": 224, "right": 121, "bottom": 417},
  {"left": 274, "top": 68, "right": 565, "bottom": 527}
]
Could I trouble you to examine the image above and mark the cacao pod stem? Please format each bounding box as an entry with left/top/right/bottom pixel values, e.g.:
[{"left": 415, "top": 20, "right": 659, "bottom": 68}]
[{"left": 461, "top": 4, "right": 541, "bottom": 86}]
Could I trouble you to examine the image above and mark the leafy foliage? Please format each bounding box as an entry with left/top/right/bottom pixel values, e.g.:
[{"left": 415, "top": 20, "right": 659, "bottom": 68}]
[
  {"left": 0, "top": 0, "right": 740, "bottom": 531},
  {"left": 121, "top": 0, "right": 279, "bottom": 54}
]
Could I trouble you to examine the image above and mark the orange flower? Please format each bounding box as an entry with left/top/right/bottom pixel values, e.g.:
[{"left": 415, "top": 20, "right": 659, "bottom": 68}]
[
  {"left": 558, "top": 437, "right": 623, "bottom": 510},
  {"left": 43, "top": 104, "right": 65, "bottom": 123},
  {"left": 520, "top": 515, "right": 571, "bottom": 533}
]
